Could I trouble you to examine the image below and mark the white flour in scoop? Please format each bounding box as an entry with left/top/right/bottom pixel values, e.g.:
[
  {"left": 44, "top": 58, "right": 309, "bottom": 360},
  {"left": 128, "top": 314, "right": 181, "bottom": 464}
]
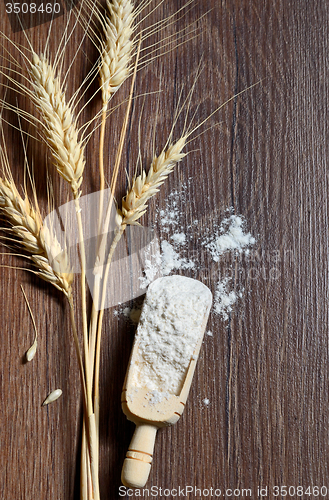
[{"left": 131, "top": 276, "right": 212, "bottom": 395}]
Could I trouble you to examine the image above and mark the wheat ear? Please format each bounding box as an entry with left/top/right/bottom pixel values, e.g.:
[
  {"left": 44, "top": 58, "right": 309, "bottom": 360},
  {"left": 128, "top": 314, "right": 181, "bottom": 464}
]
[
  {"left": 30, "top": 52, "right": 85, "bottom": 195},
  {"left": 0, "top": 176, "right": 73, "bottom": 296},
  {"left": 119, "top": 136, "right": 187, "bottom": 226},
  {"left": 99, "top": 0, "right": 135, "bottom": 107}
]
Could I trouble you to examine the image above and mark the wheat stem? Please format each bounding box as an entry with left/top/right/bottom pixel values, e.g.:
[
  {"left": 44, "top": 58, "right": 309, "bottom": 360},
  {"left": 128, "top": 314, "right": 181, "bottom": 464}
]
[
  {"left": 73, "top": 197, "right": 91, "bottom": 405},
  {"left": 99, "top": 109, "right": 106, "bottom": 192},
  {"left": 73, "top": 194, "right": 100, "bottom": 500},
  {"left": 94, "top": 226, "right": 125, "bottom": 418},
  {"left": 80, "top": 423, "right": 89, "bottom": 500},
  {"left": 89, "top": 42, "right": 140, "bottom": 440},
  {"left": 87, "top": 413, "right": 100, "bottom": 500},
  {"left": 68, "top": 293, "right": 88, "bottom": 411},
  {"left": 95, "top": 109, "right": 106, "bottom": 290}
]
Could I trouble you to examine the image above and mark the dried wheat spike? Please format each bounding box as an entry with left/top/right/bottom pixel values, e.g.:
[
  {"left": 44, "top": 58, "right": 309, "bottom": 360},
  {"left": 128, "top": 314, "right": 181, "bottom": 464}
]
[
  {"left": 30, "top": 53, "right": 85, "bottom": 194},
  {"left": 119, "top": 137, "right": 186, "bottom": 226},
  {"left": 99, "top": 0, "right": 134, "bottom": 106},
  {"left": 0, "top": 177, "right": 73, "bottom": 296}
]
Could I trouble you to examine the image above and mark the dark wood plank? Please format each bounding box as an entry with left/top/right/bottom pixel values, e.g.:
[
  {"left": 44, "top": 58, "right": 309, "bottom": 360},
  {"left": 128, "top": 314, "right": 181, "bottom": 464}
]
[{"left": 0, "top": 1, "right": 328, "bottom": 499}]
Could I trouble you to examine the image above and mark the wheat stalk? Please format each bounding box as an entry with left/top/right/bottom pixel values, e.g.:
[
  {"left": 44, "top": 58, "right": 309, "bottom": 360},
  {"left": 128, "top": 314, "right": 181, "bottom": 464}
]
[
  {"left": 29, "top": 51, "right": 102, "bottom": 500},
  {"left": 99, "top": 0, "right": 135, "bottom": 107},
  {"left": 29, "top": 51, "right": 101, "bottom": 500},
  {"left": 0, "top": 176, "right": 73, "bottom": 296},
  {"left": 30, "top": 52, "right": 85, "bottom": 195}
]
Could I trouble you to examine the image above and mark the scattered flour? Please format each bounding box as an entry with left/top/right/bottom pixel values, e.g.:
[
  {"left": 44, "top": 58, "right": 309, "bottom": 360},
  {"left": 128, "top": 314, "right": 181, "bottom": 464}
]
[
  {"left": 131, "top": 276, "right": 212, "bottom": 395},
  {"left": 203, "top": 398, "right": 210, "bottom": 406},
  {"left": 158, "top": 185, "right": 187, "bottom": 232},
  {"left": 159, "top": 206, "right": 180, "bottom": 233},
  {"left": 206, "top": 330, "right": 213, "bottom": 336},
  {"left": 113, "top": 304, "right": 142, "bottom": 324},
  {"left": 205, "top": 215, "right": 256, "bottom": 262},
  {"left": 138, "top": 212, "right": 256, "bottom": 321},
  {"left": 122, "top": 306, "right": 142, "bottom": 324},
  {"left": 137, "top": 198, "right": 256, "bottom": 323},
  {"left": 161, "top": 240, "right": 195, "bottom": 275},
  {"left": 123, "top": 307, "right": 130, "bottom": 318},
  {"left": 139, "top": 243, "right": 162, "bottom": 289},
  {"left": 138, "top": 183, "right": 195, "bottom": 288},
  {"left": 139, "top": 239, "right": 194, "bottom": 288},
  {"left": 213, "top": 278, "right": 237, "bottom": 320},
  {"left": 171, "top": 232, "right": 186, "bottom": 245},
  {"left": 203, "top": 214, "right": 256, "bottom": 320}
]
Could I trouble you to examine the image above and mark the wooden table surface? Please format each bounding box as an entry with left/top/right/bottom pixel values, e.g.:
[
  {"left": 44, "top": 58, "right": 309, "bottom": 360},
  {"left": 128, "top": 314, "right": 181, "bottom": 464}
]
[{"left": 1, "top": 1, "right": 328, "bottom": 499}]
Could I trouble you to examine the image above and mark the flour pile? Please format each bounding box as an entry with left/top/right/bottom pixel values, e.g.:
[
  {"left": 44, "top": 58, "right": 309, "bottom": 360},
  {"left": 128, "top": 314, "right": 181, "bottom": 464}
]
[{"left": 131, "top": 276, "right": 212, "bottom": 395}]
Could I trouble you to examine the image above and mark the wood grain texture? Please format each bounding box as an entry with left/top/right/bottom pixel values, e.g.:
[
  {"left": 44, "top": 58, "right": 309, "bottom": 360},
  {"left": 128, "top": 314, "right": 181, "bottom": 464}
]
[{"left": 0, "top": 1, "right": 328, "bottom": 499}]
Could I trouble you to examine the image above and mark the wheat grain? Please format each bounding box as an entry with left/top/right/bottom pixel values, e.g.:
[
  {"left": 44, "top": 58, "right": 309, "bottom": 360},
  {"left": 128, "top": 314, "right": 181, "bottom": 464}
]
[
  {"left": 21, "top": 285, "right": 38, "bottom": 361},
  {"left": 30, "top": 52, "right": 85, "bottom": 194},
  {"left": 99, "top": 0, "right": 135, "bottom": 106},
  {"left": 119, "top": 136, "right": 186, "bottom": 226},
  {"left": 42, "top": 389, "right": 63, "bottom": 406},
  {"left": 0, "top": 177, "right": 73, "bottom": 296}
]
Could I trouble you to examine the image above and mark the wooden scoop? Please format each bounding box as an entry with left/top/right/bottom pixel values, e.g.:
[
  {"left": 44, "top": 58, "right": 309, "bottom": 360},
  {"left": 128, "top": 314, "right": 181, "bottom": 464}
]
[{"left": 121, "top": 275, "right": 212, "bottom": 488}]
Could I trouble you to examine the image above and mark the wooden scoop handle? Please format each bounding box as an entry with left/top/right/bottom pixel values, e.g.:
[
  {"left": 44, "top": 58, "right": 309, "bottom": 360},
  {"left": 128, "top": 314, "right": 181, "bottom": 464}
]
[{"left": 121, "top": 423, "right": 158, "bottom": 488}]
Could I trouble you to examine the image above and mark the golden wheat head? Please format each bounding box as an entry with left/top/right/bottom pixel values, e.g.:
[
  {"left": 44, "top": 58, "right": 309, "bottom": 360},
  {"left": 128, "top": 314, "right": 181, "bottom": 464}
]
[
  {"left": 0, "top": 176, "right": 73, "bottom": 295},
  {"left": 30, "top": 52, "right": 85, "bottom": 194},
  {"left": 119, "top": 137, "right": 186, "bottom": 226},
  {"left": 99, "top": 0, "right": 135, "bottom": 106}
]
